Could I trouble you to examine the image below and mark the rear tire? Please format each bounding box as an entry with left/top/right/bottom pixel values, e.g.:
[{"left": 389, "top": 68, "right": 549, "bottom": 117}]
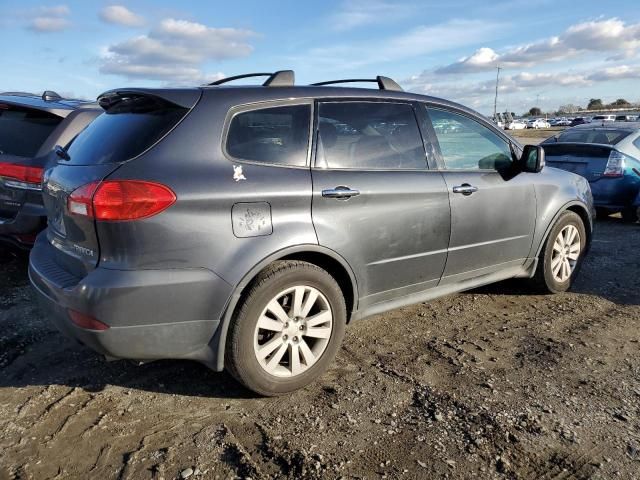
[
  {"left": 225, "top": 260, "right": 346, "bottom": 396},
  {"left": 531, "top": 211, "right": 586, "bottom": 293}
]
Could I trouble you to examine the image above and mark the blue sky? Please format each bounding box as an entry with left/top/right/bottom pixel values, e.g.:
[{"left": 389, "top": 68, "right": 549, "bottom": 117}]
[{"left": 1, "top": 0, "right": 639, "bottom": 115}]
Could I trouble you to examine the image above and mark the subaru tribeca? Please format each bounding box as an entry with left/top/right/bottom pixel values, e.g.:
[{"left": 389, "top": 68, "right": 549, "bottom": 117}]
[
  {"left": 29, "top": 71, "right": 593, "bottom": 395},
  {"left": 0, "top": 91, "right": 101, "bottom": 248}
]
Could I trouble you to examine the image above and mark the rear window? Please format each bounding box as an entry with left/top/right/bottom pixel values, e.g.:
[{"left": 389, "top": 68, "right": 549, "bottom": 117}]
[
  {"left": 553, "top": 129, "right": 631, "bottom": 145},
  {"left": 64, "top": 95, "right": 187, "bottom": 165},
  {"left": 226, "top": 104, "right": 311, "bottom": 167},
  {"left": 0, "top": 104, "right": 62, "bottom": 158}
]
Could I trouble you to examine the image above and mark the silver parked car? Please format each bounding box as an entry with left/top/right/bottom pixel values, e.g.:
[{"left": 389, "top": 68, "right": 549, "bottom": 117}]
[{"left": 29, "top": 71, "right": 594, "bottom": 395}]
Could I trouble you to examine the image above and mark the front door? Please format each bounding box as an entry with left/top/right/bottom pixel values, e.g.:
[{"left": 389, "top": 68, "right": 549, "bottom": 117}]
[
  {"left": 311, "top": 100, "right": 451, "bottom": 308},
  {"left": 424, "top": 106, "right": 536, "bottom": 283}
]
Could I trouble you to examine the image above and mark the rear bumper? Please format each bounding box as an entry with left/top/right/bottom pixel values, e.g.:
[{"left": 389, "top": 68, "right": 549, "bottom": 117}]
[
  {"left": 28, "top": 234, "right": 232, "bottom": 367},
  {"left": 590, "top": 175, "right": 640, "bottom": 210}
]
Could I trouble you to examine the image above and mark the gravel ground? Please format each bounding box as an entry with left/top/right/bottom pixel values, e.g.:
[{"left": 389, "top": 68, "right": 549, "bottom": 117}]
[{"left": 1, "top": 217, "right": 639, "bottom": 480}]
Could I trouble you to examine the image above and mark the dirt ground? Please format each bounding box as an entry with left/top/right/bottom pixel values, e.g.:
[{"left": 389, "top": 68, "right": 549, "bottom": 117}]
[{"left": 1, "top": 215, "right": 639, "bottom": 480}]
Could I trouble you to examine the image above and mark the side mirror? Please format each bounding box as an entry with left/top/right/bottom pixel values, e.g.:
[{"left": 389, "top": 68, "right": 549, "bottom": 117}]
[{"left": 521, "top": 144, "right": 545, "bottom": 173}]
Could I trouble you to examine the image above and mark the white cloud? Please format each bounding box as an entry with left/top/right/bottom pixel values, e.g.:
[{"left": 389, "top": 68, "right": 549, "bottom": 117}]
[
  {"left": 99, "top": 5, "right": 145, "bottom": 27},
  {"left": 26, "top": 4, "right": 71, "bottom": 32},
  {"left": 587, "top": 65, "right": 640, "bottom": 82},
  {"left": 436, "top": 18, "right": 640, "bottom": 74},
  {"left": 100, "top": 18, "right": 255, "bottom": 83},
  {"left": 330, "top": 0, "right": 415, "bottom": 31}
]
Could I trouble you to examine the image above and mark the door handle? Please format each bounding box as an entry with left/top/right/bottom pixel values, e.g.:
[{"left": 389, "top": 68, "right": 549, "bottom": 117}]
[
  {"left": 452, "top": 184, "right": 478, "bottom": 196},
  {"left": 322, "top": 186, "right": 360, "bottom": 199}
]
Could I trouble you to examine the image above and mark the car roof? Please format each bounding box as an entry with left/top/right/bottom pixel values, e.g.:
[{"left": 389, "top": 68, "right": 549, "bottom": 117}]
[
  {"left": 0, "top": 91, "right": 99, "bottom": 117},
  {"left": 99, "top": 84, "right": 485, "bottom": 119},
  {"left": 569, "top": 121, "right": 640, "bottom": 131}
]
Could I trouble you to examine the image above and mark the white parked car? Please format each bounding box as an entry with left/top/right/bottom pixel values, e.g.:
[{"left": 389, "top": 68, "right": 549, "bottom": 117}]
[
  {"left": 506, "top": 120, "right": 527, "bottom": 130},
  {"left": 530, "top": 119, "right": 550, "bottom": 129}
]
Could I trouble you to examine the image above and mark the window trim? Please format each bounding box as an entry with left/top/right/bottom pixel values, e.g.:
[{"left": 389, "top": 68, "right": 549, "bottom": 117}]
[
  {"left": 422, "top": 104, "right": 517, "bottom": 173},
  {"left": 222, "top": 99, "right": 314, "bottom": 169},
  {"left": 312, "top": 98, "right": 431, "bottom": 172}
]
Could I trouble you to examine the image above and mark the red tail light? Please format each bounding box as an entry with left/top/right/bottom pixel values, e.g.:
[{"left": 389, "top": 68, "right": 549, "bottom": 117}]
[
  {"left": 68, "top": 309, "right": 110, "bottom": 331},
  {"left": 68, "top": 180, "right": 176, "bottom": 221},
  {"left": 0, "top": 163, "right": 43, "bottom": 189}
]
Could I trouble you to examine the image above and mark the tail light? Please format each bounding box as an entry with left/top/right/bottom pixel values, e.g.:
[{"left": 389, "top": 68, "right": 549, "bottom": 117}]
[
  {"left": 68, "top": 180, "right": 176, "bottom": 221},
  {"left": 68, "top": 309, "right": 110, "bottom": 331},
  {"left": 603, "top": 151, "right": 626, "bottom": 177},
  {"left": 0, "top": 163, "right": 43, "bottom": 190}
]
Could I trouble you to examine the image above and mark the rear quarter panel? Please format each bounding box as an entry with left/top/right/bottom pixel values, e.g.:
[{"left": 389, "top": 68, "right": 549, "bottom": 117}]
[{"left": 96, "top": 91, "right": 318, "bottom": 295}]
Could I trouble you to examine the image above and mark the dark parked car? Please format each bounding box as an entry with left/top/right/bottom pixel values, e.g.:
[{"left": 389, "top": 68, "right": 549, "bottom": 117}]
[
  {"left": 542, "top": 123, "right": 640, "bottom": 221},
  {"left": 29, "top": 71, "right": 593, "bottom": 395},
  {"left": 0, "top": 91, "right": 101, "bottom": 248},
  {"left": 569, "top": 117, "right": 589, "bottom": 127}
]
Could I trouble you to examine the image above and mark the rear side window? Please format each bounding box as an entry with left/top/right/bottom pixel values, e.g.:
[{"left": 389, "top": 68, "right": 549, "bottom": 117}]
[
  {"left": 426, "top": 107, "right": 512, "bottom": 170},
  {"left": 226, "top": 104, "right": 311, "bottom": 167},
  {"left": 316, "top": 102, "right": 426, "bottom": 169},
  {"left": 555, "top": 129, "right": 631, "bottom": 145},
  {"left": 0, "top": 104, "right": 62, "bottom": 158},
  {"left": 65, "top": 95, "right": 187, "bottom": 165}
]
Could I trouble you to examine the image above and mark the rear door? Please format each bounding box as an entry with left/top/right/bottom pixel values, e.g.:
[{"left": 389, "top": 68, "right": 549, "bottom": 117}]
[
  {"left": 311, "top": 100, "right": 450, "bottom": 307},
  {"left": 424, "top": 105, "right": 536, "bottom": 283}
]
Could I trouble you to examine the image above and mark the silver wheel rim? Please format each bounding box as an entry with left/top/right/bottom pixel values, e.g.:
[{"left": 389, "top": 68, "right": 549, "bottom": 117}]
[
  {"left": 551, "top": 224, "right": 581, "bottom": 283},
  {"left": 253, "top": 285, "right": 333, "bottom": 378}
]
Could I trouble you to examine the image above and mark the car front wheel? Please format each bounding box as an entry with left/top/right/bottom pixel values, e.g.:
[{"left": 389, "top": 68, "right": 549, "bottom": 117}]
[
  {"left": 532, "top": 211, "right": 587, "bottom": 293},
  {"left": 225, "top": 260, "right": 346, "bottom": 396}
]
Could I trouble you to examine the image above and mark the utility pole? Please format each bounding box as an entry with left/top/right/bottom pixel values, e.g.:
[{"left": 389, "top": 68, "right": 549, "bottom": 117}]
[{"left": 493, "top": 66, "right": 501, "bottom": 121}]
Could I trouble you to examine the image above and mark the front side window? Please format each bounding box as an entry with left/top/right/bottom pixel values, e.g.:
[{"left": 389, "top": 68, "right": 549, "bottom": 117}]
[
  {"left": 316, "top": 102, "right": 426, "bottom": 170},
  {"left": 226, "top": 104, "right": 311, "bottom": 167},
  {"left": 426, "top": 107, "right": 513, "bottom": 170}
]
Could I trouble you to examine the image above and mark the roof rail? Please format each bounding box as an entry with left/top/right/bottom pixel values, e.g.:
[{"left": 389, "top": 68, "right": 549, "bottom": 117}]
[
  {"left": 311, "top": 76, "right": 403, "bottom": 92},
  {"left": 207, "top": 70, "right": 295, "bottom": 87},
  {"left": 42, "top": 90, "right": 62, "bottom": 101}
]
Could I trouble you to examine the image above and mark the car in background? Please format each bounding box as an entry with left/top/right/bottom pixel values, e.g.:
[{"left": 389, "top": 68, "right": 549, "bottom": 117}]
[
  {"left": 28, "top": 71, "right": 593, "bottom": 395},
  {"left": 529, "top": 118, "right": 550, "bottom": 129},
  {"left": 0, "top": 91, "right": 100, "bottom": 249},
  {"left": 592, "top": 114, "right": 616, "bottom": 122},
  {"left": 615, "top": 115, "right": 637, "bottom": 122},
  {"left": 506, "top": 119, "right": 527, "bottom": 130},
  {"left": 555, "top": 118, "right": 571, "bottom": 127},
  {"left": 542, "top": 123, "right": 640, "bottom": 222},
  {"left": 570, "top": 117, "right": 590, "bottom": 127}
]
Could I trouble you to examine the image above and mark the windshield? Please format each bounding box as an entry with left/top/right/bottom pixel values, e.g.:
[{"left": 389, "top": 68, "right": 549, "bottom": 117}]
[
  {"left": 0, "top": 104, "right": 62, "bottom": 157},
  {"left": 64, "top": 95, "right": 188, "bottom": 165},
  {"left": 552, "top": 129, "right": 632, "bottom": 145}
]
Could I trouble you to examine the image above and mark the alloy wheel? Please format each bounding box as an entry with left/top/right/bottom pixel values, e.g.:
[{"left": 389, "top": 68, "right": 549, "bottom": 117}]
[{"left": 550, "top": 224, "right": 581, "bottom": 283}]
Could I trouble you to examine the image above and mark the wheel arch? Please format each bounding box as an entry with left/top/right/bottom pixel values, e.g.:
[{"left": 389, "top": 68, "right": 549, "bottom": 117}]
[
  {"left": 535, "top": 201, "right": 593, "bottom": 258},
  {"left": 209, "top": 244, "right": 358, "bottom": 371}
]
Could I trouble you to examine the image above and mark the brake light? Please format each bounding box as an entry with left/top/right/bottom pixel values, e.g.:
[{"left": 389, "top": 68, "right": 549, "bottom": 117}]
[
  {"left": 68, "top": 180, "right": 176, "bottom": 221},
  {"left": 68, "top": 309, "right": 110, "bottom": 331},
  {"left": 0, "top": 163, "right": 43, "bottom": 190},
  {"left": 603, "top": 151, "right": 626, "bottom": 177}
]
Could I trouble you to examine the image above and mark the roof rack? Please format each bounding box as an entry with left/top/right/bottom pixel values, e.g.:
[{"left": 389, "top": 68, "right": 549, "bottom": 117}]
[
  {"left": 207, "top": 70, "right": 295, "bottom": 87},
  {"left": 311, "top": 76, "right": 403, "bottom": 92}
]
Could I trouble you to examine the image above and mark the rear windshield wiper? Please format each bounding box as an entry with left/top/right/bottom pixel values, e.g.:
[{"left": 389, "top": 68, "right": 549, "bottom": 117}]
[{"left": 54, "top": 144, "right": 70, "bottom": 161}]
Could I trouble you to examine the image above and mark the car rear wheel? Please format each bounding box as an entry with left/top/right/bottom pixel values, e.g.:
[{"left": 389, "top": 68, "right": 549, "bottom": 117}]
[
  {"left": 225, "top": 260, "right": 346, "bottom": 396},
  {"left": 532, "top": 211, "right": 586, "bottom": 293}
]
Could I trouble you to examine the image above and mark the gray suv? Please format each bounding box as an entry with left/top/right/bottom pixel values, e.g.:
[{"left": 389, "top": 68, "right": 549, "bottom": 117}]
[{"left": 29, "top": 71, "right": 593, "bottom": 395}]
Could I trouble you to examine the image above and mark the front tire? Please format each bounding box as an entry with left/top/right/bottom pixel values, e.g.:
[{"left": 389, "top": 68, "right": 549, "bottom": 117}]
[
  {"left": 532, "top": 211, "right": 586, "bottom": 293},
  {"left": 225, "top": 261, "right": 346, "bottom": 396}
]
